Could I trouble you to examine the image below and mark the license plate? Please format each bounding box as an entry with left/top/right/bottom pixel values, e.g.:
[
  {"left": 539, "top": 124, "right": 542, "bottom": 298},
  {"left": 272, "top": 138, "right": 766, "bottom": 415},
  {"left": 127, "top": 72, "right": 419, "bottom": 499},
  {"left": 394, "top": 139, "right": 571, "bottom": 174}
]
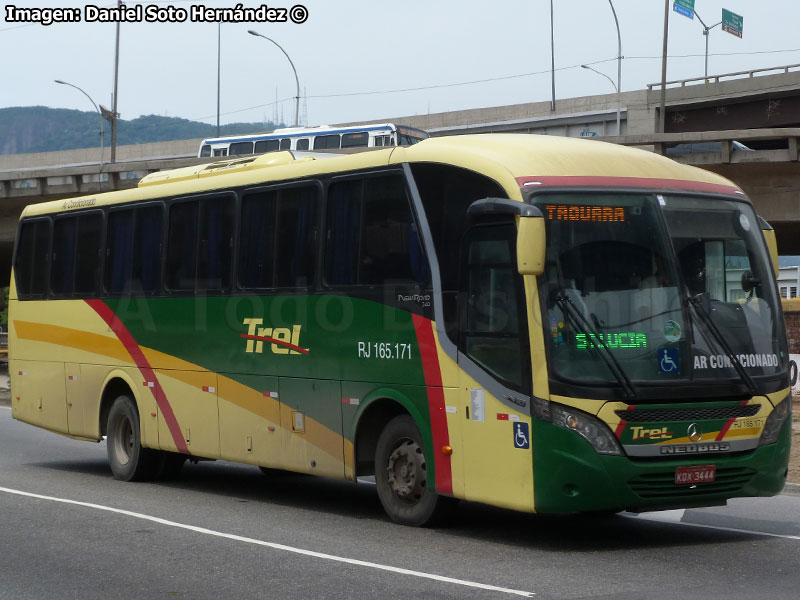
[{"left": 675, "top": 465, "right": 716, "bottom": 485}]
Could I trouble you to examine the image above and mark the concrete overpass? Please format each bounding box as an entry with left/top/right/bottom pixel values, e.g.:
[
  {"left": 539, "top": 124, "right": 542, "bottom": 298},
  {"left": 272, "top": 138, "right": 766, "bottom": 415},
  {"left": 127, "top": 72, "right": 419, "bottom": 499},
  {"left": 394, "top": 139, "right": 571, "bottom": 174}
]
[{"left": 2, "top": 64, "right": 800, "bottom": 281}]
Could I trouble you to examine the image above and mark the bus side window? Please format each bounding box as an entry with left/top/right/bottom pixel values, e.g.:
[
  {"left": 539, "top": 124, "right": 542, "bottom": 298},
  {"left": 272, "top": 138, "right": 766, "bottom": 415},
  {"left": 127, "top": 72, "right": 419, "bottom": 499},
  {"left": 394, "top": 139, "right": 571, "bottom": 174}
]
[
  {"left": 106, "top": 206, "right": 163, "bottom": 294},
  {"left": 255, "top": 139, "right": 280, "bottom": 153},
  {"left": 280, "top": 138, "right": 291, "bottom": 151},
  {"left": 229, "top": 142, "right": 254, "bottom": 156},
  {"left": 197, "top": 197, "right": 233, "bottom": 291},
  {"left": 213, "top": 148, "right": 228, "bottom": 157},
  {"left": 166, "top": 197, "right": 233, "bottom": 292},
  {"left": 75, "top": 214, "right": 103, "bottom": 295},
  {"left": 296, "top": 138, "right": 310, "bottom": 151},
  {"left": 325, "top": 174, "right": 427, "bottom": 286},
  {"left": 314, "top": 134, "right": 341, "bottom": 150},
  {"left": 200, "top": 144, "right": 212, "bottom": 157},
  {"left": 51, "top": 212, "right": 102, "bottom": 297},
  {"left": 166, "top": 201, "right": 198, "bottom": 291},
  {"left": 409, "top": 163, "right": 507, "bottom": 346},
  {"left": 15, "top": 219, "right": 51, "bottom": 298},
  {"left": 459, "top": 223, "right": 530, "bottom": 391},
  {"left": 239, "top": 185, "right": 318, "bottom": 289},
  {"left": 341, "top": 132, "right": 368, "bottom": 148}
]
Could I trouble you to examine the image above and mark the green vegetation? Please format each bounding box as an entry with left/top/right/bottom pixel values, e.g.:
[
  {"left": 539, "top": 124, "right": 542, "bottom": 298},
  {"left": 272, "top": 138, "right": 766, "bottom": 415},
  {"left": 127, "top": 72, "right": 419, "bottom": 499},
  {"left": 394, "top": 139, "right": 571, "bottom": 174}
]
[{"left": 0, "top": 106, "right": 281, "bottom": 155}]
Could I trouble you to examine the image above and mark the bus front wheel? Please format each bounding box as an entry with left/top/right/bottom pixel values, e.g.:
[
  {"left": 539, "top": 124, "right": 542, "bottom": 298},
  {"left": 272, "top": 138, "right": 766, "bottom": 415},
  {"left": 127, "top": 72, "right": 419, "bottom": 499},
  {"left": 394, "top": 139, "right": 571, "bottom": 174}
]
[
  {"left": 375, "top": 415, "right": 454, "bottom": 526},
  {"left": 106, "top": 395, "right": 159, "bottom": 481}
]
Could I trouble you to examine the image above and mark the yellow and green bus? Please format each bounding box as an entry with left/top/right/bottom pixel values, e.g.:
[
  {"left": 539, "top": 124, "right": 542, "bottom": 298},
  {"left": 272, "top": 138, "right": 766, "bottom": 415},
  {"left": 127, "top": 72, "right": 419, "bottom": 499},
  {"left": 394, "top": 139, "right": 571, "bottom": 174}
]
[{"left": 9, "top": 134, "right": 792, "bottom": 525}]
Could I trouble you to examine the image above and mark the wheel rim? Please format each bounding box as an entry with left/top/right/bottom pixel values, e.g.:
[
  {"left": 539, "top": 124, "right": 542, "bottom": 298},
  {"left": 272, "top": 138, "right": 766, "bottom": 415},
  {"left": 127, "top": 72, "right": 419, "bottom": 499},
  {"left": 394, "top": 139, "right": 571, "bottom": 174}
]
[
  {"left": 386, "top": 437, "right": 426, "bottom": 504},
  {"left": 112, "top": 414, "right": 134, "bottom": 466}
]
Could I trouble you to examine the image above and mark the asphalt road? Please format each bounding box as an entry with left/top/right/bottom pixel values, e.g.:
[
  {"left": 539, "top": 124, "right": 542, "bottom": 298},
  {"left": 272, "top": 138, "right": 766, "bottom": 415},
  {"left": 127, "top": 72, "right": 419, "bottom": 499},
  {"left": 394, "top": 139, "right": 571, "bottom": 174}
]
[{"left": 1, "top": 406, "right": 799, "bottom": 600}]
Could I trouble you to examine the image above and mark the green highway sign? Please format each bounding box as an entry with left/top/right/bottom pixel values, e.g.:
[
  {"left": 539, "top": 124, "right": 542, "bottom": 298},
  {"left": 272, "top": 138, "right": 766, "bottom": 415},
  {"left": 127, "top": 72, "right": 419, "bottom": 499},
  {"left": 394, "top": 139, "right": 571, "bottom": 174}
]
[
  {"left": 673, "top": 0, "right": 695, "bottom": 19},
  {"left": 722, "top": 8, "right": 743, "bottom": 38}
]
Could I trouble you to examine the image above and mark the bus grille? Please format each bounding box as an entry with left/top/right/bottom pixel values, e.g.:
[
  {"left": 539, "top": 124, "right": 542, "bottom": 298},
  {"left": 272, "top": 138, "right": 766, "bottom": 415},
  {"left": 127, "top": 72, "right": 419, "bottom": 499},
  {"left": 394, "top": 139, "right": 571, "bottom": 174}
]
[
  {"left": 628, "top": 467, "right": 756, "bottom": 500},
  {"left": 616, "top": 405, "right": 759, "bottom": 423}
]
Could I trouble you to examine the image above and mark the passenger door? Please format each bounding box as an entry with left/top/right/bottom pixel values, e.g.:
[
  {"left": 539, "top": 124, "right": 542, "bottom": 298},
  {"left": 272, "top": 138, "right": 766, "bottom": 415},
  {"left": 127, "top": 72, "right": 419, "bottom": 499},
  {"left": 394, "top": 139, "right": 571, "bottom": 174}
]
[{"left": 457, "top": 222, "right": 535, "bottom": 512}]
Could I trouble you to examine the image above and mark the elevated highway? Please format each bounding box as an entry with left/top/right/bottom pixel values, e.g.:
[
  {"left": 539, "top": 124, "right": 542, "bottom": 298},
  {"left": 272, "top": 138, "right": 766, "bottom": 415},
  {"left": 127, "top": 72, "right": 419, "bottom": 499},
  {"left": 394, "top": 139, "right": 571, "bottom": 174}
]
[{"left": 2, "top": 65, "right": 800, "bottom": 281}]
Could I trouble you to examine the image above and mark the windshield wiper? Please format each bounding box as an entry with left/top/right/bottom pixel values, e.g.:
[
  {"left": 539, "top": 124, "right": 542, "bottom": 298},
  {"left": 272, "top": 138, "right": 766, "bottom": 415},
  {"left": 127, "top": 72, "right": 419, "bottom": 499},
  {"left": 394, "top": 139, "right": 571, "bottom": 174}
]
[
  {"left": 687, "top": 295, "right": 758, "bottom": 395},
  {"left": 555, "top": 292, "right": 637, "bottom": 399}
]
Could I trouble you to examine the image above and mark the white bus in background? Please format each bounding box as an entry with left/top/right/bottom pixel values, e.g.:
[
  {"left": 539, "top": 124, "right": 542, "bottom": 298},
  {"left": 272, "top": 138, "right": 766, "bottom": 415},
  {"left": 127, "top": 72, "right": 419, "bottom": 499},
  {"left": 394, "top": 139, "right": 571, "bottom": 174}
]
[{"left": 198, "top": 123, "right": 429, "bottom": 158}]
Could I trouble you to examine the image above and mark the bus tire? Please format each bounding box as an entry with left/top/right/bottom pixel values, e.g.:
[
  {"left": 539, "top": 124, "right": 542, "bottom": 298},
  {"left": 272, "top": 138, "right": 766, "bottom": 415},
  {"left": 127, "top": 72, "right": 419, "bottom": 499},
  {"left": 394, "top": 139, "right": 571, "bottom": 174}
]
[
  {"left": 106, "top": 395, "right": 159, "bottom": 482},
  {"left": 375, "top": 415, "right": 454, "bottom": 527}
]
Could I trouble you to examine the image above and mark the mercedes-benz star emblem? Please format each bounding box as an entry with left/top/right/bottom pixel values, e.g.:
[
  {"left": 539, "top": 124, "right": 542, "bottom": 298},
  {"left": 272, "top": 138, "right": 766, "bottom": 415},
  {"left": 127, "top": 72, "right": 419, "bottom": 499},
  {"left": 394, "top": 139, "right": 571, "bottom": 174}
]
[{"left": 687, "top": 423, "right": 703, "bottom": 443}]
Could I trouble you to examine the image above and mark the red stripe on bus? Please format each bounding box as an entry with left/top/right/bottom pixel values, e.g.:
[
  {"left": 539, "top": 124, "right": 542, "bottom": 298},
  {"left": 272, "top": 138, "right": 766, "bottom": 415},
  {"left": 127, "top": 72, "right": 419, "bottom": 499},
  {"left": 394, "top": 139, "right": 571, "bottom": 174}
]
[
  {"left": 716, "top": 418, "right": 736, "bottom": 441},
  {"left": 411, "top": 314, "right": 453, "bottom": 495},
  {"left": 85, "top": 299, "right": 190, "bottom": 455},
  {"left": 239, "top": 334, "right": 309, "bottom": 355},
  {"left": 516, "top": 175, "right": 741, "bottom": 195},
  {"left": 615, "top": 405, "right": 635, "bottom": 439}
]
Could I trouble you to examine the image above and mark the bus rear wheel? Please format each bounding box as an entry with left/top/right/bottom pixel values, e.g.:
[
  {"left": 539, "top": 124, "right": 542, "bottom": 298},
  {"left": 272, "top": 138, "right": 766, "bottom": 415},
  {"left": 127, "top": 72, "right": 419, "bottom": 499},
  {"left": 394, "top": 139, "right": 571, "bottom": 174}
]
[
  {"left": 375, "top": 415, "right": 454, "bottom": 526},
  {"left": 106, "top": 395, "right": 159, "bottom": 481}
]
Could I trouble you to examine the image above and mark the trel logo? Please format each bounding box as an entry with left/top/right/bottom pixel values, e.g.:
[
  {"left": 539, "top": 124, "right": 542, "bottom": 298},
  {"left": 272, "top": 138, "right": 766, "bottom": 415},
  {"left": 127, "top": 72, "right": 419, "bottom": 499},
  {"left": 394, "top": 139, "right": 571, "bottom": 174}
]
[
  {"left": 241, "top": 318, "right": 309, "bottom": 355},
  {"left": 630, "top": 426, "right": 673, "bottom": 441}
]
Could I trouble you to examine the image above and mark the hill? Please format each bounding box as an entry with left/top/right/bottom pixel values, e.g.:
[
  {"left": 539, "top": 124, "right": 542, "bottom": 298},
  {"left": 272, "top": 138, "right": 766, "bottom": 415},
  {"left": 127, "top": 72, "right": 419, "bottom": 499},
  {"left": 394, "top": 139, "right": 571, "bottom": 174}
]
[{"left": 0, "top": 106, "right": 280, "bottom": 155}]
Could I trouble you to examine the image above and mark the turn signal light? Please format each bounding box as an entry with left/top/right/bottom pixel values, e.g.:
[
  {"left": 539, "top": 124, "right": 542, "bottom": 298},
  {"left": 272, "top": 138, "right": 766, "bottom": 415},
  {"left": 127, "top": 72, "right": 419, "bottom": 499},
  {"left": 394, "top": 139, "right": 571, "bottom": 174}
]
[{"left": 441, "top": 446, "right": 453, "bottom": 455}]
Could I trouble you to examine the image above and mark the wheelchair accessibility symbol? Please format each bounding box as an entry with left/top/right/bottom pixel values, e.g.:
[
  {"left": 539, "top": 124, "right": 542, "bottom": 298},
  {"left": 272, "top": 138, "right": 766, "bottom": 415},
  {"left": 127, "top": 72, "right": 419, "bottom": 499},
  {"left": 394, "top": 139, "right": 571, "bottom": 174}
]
[
  {"left": 513, "top": 422, "right": 530, "bottom": 449},
  {"left": 658, "top": 348, "right": 680, "bottom": 374}
]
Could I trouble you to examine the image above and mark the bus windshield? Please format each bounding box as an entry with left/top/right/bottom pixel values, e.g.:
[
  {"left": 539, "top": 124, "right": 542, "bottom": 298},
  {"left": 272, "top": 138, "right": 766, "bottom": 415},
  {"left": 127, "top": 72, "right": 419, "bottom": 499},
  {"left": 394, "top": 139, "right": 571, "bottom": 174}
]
[{"left": 533, "top": 192, "right": 787, "bottom": 390}]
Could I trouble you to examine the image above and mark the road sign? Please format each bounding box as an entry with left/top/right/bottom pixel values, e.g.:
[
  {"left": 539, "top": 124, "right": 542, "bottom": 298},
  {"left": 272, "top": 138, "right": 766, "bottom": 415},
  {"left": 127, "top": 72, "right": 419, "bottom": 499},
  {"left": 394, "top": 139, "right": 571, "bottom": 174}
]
[
  {"left": 722, "top": 8, "right": 743, "bottom": 38},
  {"left": 673, "top": 0, "right": 695, "bottom": 19}
]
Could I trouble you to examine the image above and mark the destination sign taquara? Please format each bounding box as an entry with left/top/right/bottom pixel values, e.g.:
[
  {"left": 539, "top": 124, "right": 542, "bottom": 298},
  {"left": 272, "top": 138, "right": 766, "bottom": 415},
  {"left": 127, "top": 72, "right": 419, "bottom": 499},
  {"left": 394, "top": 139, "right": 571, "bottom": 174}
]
[{"left": 544, "top": 205, "right": 626, "bottom": 222}]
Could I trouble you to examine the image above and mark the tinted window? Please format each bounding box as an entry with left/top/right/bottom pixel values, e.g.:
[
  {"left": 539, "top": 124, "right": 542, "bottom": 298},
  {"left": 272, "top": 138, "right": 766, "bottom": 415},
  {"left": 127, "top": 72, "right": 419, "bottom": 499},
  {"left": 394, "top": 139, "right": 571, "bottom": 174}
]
[
  {"left": 411, "top": 164, "right": 506, "bottom": 344},
  {"left": 106, "top": 210, "right": 133, "bottom": 293},
  {"left": 106, "top": 206, "right": 163, "bottom": 293},
  {"left": 51, "top": 217, "right": 77, "bottom": 295},
  {"left": 239, "top": 186, "right": 318, "bottom": 288},
  {"left": 342, "top": 132, "right": 368, "bottom": 148},
  {"left": 15, "top": 220, "right": 50, "bottom": 297},
  {"left": 280, "top": 138, "right": 291, "bottom": 151},
  {"left": 166, "top": 201, "right": 198, "bottom": 290},
  {"left": 229, "top": 142, "right": 254, "bottom": 156},
  {"left": 197, "top": 197, "right": 233, "bottom": 290},
  {"left": 133, "top": 206, "right": 163, "bottom": 292},
  {"left": 200, "top": 145, "right": 211, "bottom": 157},
  {"left": 74, "top": 213, "right": 102, "bottom": 294},
  {"left": 296, "top": 138, "right": 309, "bottom": 151},
  {"left": 325, "top": 174, "right": 427, "bottom": 286},
  {"left": 255, "top": 139, "right": 280, "bottom": 153},
  {"left": 314, "top": 134, "right": 340, "bottom": 150}
]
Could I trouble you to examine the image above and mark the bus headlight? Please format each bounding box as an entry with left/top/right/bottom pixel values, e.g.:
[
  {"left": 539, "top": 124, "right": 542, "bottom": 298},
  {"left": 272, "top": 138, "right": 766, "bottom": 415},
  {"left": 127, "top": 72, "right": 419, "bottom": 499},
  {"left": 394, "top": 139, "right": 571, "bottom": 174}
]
[
  {"left": 758, "top": 395, "right": 791, "bottom": 447},
  {"left": 533, "top": 398, "right": 622, "bottom": 455}
]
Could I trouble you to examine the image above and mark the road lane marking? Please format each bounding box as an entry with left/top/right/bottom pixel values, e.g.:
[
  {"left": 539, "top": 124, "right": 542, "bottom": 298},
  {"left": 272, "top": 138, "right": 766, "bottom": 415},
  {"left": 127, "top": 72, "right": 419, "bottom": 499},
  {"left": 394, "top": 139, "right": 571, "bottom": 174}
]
[
  {"left": 624, "top": 511, "right": 800, "bottom": 540},
  {"left": 0, "top": 485, "right": 535, "bottom": 597}
]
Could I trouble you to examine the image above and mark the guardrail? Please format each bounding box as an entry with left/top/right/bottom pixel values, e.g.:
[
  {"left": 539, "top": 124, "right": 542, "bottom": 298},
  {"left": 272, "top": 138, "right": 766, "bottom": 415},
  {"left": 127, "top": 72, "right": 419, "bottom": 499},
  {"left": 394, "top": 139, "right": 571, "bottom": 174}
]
[
  {"left": 595, "top": 127, "right": 800, "bottom": 164},
  {"left": 648, "top": 63, "right": 800, "bottom": 90}
]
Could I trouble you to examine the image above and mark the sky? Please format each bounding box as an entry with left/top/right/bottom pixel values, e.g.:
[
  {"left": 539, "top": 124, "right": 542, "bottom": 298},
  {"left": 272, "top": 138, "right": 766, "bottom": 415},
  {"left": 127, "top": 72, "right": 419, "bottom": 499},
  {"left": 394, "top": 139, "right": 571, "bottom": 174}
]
[{"left": 2, "top": 0, "right": 799, "bottom": 128}]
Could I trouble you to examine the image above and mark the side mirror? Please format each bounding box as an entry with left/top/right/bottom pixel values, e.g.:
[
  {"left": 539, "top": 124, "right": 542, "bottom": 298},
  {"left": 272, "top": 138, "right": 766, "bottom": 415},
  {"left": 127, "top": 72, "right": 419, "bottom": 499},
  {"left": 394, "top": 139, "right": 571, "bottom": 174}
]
[
  {"left": 465, "top": 198, "right": 546, "bottom": 276},
  {"left": 517, "top": 216, "right": 546, "bottom": 276}
]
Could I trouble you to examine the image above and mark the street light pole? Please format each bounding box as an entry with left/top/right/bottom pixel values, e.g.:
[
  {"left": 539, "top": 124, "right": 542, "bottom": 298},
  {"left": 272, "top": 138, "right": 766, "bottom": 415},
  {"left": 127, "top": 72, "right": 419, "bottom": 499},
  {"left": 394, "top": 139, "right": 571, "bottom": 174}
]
[
  {"left": 54, "top": 80, "right": 104, "bottom": 166},
  {"left": 694, "top": 10, "right": 722, "bottom": 79},
  {"left": 248, "top": 30, "right": 300, "bottom": 127},
  {"left": 110, "top": 0, "right": 121, "bottom": 162},
  {"left": 607, "top": 0, "right": 622, "bottom": 136},
  {"left": 659, "top": 0, "right": 670, "bottom": 134}
]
